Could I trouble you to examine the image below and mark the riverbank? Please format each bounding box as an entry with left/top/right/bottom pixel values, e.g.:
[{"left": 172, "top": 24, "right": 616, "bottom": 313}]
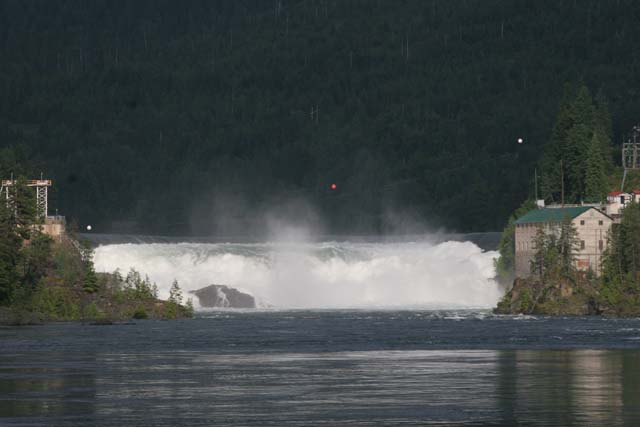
[
  {"left": 0, "top": 271, "right": 193, "bottom": 326},
  {"left": 0, "top": 236, "right": 193, "bottom": 326},
  {"left": 494, "top": 275, "right": 640, "bottom": 317},
  {"left": 494, "top": 276, "right": 600, "bottom": 316}
]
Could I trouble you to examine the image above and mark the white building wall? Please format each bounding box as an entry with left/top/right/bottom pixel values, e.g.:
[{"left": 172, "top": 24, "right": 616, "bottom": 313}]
[
  {"left": 572, "top": 210, "right": 612, "bottom": 275},
  {"left": 606, "top": 193, "right": 631, "bottom": 217},
  {"left": 514, "top": 209, "right": 612, "bottom": 278},
  {"left": 514, "top": 223, "right": 539, "bottom": 277}
]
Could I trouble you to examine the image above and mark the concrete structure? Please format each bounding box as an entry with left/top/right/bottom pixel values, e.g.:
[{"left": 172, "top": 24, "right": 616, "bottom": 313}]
[
  {"left": 606, "top": 191, "right": 632, "bottom": 217},
  {"left": 514, "top": 206, "right": 613, "bottom": 277},
  {"left": 41, "top": 216, "right": 66, "bottom": 240},
  {"left": 605, "top": 189, "right": 640, "bottom": 220}
]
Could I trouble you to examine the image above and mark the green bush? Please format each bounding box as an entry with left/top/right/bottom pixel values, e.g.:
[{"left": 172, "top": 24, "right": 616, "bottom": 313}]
[
  {"left": 132, "top": 306, "right": 148, "bottom": 319},
  {"left": 30, "top": 285, "right": 80, "bottom": 320},
  {"left": 83, "top": 301, "right": 105, "bottom": 320},
  {"left": 518, "top": 289, "right": 532, "bottom": 314},
  {"left": 162, "top": 301, "right": 179, "bottom": 320}
]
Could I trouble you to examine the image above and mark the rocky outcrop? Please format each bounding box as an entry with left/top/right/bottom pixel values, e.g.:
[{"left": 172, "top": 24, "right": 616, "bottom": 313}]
[
  {"left": 494, "top": 275, "right": 601, "bottom": 316},
  {"left": 189, "top": 285, "right": 256, "bottom": 308}
]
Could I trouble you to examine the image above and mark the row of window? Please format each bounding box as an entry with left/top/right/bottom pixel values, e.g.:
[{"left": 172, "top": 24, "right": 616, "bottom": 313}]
[
  {"left": 517, "top": 220, "right": 604, "bottom": 228},
  {"left": 518, "top": 240, "right": 604, "bottom": 251},
  {"left": 579, "top": 220, "right": 604, "bottom": 226}
]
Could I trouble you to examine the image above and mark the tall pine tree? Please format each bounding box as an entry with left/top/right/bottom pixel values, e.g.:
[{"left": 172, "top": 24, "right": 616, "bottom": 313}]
[
  {"left": 539, "top": 85, "right": 613, "bottom": 204},
  {"left": 583, "top": 132, "right": 609, "bottom": 203},
  {"left": 0, "top": 202, "right": 21, "bottom": 304}
]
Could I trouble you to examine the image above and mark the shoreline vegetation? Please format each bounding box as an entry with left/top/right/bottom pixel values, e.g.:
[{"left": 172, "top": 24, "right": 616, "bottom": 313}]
[
  {"left": 0, "top": 179, "right": 193, "bottom": 326},
  {"left": 495, "top": 202, "right": 640, "bottom": 317},
  {"left": 0, "top": 239, "right": 194, "bottom": 326},
  {"left": 494, "top": 85, "right": 640, "bottom": 317},
  {"left": 0, "top": 236, "right": 194, "bottom": 326}
]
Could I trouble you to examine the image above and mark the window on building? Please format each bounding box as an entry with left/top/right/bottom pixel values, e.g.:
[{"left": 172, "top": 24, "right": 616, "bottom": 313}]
[
  {"left": 580, "top": 220, "right": 585, "bottom": 225},
  {"left": 580, "top": 240, "right": 585, "bottom": 250},
  {"left": 599, "top": 240, "right": 604, "bottom": 251},
  {"left": 599, "top": 220, "right": 603, "bottom": 226}
]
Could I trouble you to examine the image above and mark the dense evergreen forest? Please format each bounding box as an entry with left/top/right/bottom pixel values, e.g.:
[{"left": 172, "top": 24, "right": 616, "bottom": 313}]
[{"left": 2, "top": 0, "right": 640, "bottom": 235}]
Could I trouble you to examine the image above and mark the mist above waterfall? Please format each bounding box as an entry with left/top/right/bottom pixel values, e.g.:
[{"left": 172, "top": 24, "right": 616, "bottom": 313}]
[{"left": 93, "top": 239, "right": 501, "bottom": 309}]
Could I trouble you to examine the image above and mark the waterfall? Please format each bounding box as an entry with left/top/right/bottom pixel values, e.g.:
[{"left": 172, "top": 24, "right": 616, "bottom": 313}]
[{"left": 93, "top": 240, "right": 501, "bottom": 309}]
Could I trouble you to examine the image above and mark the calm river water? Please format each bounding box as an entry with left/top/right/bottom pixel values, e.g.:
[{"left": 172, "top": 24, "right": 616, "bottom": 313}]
[{"left": 2, "top": 310, "right": 640, "bottom": 426}]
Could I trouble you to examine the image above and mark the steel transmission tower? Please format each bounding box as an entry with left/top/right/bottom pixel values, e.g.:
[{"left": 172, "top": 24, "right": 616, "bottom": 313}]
[
  {"left": 621, "top": 125, "right": 640, "bottom": 191},
  {"left": 0, "top": 178, "right": 52, "bottom": 219}
]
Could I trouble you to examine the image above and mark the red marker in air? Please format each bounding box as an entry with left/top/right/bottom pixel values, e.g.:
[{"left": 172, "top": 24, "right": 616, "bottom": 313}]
[{"left": 330, "top": 183, "right": 337, "bottom": 190}]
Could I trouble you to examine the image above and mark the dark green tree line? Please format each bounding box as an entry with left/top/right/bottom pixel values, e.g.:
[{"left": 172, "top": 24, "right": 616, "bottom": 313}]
[
  {"left": 0, "top": 177, "right": 49, "bottom": 304},
  {"left": 2, "top": 1, "right": 640, "bottom": 234},
  {"left": 538, "top": 85, "right": 614, "bottom": 204},
  {"left": 600, "top": 203, "right": 640, "bottom": 314}
]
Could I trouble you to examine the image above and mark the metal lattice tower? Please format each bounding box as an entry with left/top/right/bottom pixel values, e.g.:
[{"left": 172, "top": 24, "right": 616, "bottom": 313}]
[
  {"left": 621, "top": 125, "right": 640, "bottom": 190},
  {"left": 622, "top": 125, "right": 640, "bottom": 169},
  {"left": 0, "top": 179, "right": 52, "bottom": 219}
]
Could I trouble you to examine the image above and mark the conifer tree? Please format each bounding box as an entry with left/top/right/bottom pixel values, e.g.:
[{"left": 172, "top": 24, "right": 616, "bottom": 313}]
[
  {"left": 530, "top": 226, "right": 548, "bottom": 278},
  {"left": 564, "top": 124, "right": 591, "bottom": 201},
  {"left": 602, "top": 203, "right": 640, "bottom": 291},
  {"left": 494, "top": 199, "right": 537, "bottom": 283},
  {"left": 0, "top": 177, "right": 46, "bottom": 304},
  {"left": 169, "top": 279, "right": 183, "bottom": 305},
  {"left": 583, "top": 132, "right": 608, "bottom": 203},
  {"left": 571, "top": 86, "right": 595, "bottom": 128},
  {"left": 83, "top": 263, "right": 98, "bottom": 293},
  {"left": 539, "top": 87, "right": 576, "bottom": 201},
  {"left": 0, "top": 202, "right": 20, "bottom": 304},
  {"left": 185, "top": 298, "right": 194, "bottom": 317},
  {"left": 80, "top": 241, "right": 99, "bottom": 293},
  {"left": 12, "top": 177, "right": 39, "bottom": 240},
  {"left": 557, "top": 217, "right": 580, "bottom": 277},
  {"left": 539, "top": 84, "right": 613, "bottom": 204},
  {"left": 617, "top": 203, "right": 640, "bottom": 280},
  {"left": 20, "top": 232, "right": 53, "bottom": 290},
  {"left": 594, "top": 91, "right": 614, "bottom": 170}
]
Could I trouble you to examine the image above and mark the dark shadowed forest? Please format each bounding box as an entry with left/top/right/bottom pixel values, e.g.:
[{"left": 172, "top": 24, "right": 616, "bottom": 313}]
[{"left": 2, "top": 0, "right": 640, "bottom": 235}]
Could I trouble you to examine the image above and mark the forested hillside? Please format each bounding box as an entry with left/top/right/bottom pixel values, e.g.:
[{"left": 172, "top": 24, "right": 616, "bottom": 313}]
[{"left": 2, "top": 0, "right": 640, "bottom": 235}]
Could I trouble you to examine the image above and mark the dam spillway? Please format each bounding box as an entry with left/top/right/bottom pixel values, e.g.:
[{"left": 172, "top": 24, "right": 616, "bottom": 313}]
[{"left": 92, "top": 237, "right": 502, "bottom": 309}]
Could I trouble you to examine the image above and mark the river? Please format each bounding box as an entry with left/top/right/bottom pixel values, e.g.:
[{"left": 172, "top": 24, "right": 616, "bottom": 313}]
[
  {"left": 2, "top": 311, "right": 640, "bottom": 426},
  {"left": 1, "top": 236, "right": 639, "bottom": 426}
]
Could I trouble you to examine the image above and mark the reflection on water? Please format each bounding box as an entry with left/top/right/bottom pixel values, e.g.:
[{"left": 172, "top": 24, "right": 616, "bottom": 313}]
[
  {"left": 497, "top": 350, "right": 637, "bottom": 426},
  {"left": 1, "top": 349, "right": 639, "bottom": 426},
  {"left": 0, "top": 353, "right": 96, "bottom": 422},
  {"left": 1, "top": 313, "right": 640, "bottom": 426}
]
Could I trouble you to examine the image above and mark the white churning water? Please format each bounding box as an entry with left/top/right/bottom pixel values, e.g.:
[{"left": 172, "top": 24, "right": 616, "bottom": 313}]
[{"left": 93, "top": 240, "right": 501, "bottom": 309}]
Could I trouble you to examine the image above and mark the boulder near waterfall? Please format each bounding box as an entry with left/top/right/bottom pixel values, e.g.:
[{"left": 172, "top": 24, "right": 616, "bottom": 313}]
[{"left": 190, "top": 285, "right": 256, "bottom": 308}]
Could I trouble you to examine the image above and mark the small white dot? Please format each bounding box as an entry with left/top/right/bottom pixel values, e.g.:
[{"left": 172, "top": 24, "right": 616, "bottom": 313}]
[
  {"left": 86, "top": 225, "right": 92, "bottom": 231},
  {"left": 517, "top": 138, "right": 524, "bottom": 144}
]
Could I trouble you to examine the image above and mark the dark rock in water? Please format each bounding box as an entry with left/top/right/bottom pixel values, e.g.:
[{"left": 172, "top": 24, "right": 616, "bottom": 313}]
[{"left": 190, "top": 285, "right": 255, "bottom": 308}]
